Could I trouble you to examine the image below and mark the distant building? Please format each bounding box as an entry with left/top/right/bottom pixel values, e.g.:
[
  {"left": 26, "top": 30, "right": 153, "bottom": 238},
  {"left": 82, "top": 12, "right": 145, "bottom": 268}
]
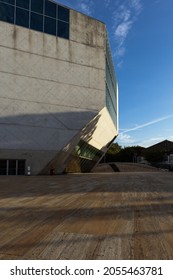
[
  {"left": 145, "top": 140, "right": 173, "bottom": 164},
  {"left": 0, "top": 0, "right": 118, "bottom": 175}
]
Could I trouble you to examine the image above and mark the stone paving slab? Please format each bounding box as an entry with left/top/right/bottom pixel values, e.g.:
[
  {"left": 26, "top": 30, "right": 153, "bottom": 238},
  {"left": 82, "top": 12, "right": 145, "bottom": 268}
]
[{"left": 0, "top": 172, "right": 173, "bottom": 259}]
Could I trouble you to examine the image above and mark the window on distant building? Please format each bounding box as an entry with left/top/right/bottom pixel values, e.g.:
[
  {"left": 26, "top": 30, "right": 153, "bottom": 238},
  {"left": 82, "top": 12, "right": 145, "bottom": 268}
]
[{"left": 0, "top": 159, "right": 26, "bottom": 175}]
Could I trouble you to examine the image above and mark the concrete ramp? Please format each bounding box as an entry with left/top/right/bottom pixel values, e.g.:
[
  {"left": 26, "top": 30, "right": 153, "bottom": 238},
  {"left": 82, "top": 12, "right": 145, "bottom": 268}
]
[{"left": 93, "top": 162, "right": 160, "bottom": 172}]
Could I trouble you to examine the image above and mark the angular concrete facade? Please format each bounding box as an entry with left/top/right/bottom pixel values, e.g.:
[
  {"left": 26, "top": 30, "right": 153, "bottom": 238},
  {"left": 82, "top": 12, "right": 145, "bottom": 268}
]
[{"left": 0, "top": 0, "right": 118, "bottom": 175}]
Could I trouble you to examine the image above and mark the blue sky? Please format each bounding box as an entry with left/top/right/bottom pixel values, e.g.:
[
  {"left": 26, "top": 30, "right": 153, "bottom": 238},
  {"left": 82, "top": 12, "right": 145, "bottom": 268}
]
[{"left": 55, "top": 0, "right": 173, "bottom": 147}]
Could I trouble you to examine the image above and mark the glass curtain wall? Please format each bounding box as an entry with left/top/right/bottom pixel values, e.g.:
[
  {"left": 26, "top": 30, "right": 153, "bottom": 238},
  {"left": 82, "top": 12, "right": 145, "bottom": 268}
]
[{"left": 105, "top": 38, "right": 118, "bottom": 128}]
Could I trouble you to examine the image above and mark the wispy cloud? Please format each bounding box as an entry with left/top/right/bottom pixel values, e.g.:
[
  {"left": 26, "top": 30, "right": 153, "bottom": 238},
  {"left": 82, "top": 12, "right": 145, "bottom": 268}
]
[
  {"left": 111, "top": 0, "right": 143, "bottom": 62},
  {"left": 137, "top": 137, "right": 165, "bottom": 148},
  {"left": 55, "top": 0, "right": 94, "bottom": 16},
  {"left": 117, "top": 133, "right": 135, "bottom": 145},
  {"left": 117, "top": 115, "right": 173, "bottom": 146},
  {"left": 121, "top": 115, "right": 173, "bottom": 134},
  {"left": 77, "top": 0, "right": 94, "bottom": 16}
]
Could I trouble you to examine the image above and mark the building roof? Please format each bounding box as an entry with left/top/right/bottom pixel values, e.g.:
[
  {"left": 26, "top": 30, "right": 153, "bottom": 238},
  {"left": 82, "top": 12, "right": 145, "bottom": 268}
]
[{"left": 146, "top": 140, "right": 173, "bottom": 153}]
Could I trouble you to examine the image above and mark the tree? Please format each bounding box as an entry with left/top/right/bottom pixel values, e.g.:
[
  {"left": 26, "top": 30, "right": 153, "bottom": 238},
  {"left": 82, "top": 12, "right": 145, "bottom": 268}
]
[
  {"left": 104, "top": 144, "right": 144, "bottom": 163},
  {"left": 103, "top": 143, "right": 122, "bottom": 162},
  {"left": 144, "top": 150, "right": 164, "bottom": 163},
  {"left": 107, "top": 143, "right": 122, "bottom": 154}
]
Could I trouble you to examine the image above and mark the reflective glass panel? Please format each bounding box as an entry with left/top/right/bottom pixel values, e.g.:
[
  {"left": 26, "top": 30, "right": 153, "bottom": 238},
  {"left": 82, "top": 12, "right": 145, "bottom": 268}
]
[
  {"left": 31, "top": 0, "right": 43, "bottom": 14},
  {"left": 57, "top": 20, "right": 69, "bottom": 39},
  {"left": 16, "top": 7, "right": 29, "bottom": 28},
  {"left": 30, "top": 12, "right": 43, "bottom": 32},
  {"left": 0, "top": 160, "right": 7, "bottom": 175},
  {"left": 0, "top": 2, "right": 14, "bottom": 24},
  {"left": 16, "top": 0, "right": 29, "bottom": 9},
  {"left": 44, "top": 16, "right": 56, "bottom": 36},
  {"left": 58, "top": 5, "right": 69, "bottom": 22},
  {"left": 18, "top": 160, "right": 25, "bottom": 175},
  {"left": 0, "top": 0, "right": 14, "bottom": 4},
  {"left": 8, "top": 160, "right": 16, "bottom": 175},
  {"left": 45, "top": 0, "right": 56, "bottom": 18}
]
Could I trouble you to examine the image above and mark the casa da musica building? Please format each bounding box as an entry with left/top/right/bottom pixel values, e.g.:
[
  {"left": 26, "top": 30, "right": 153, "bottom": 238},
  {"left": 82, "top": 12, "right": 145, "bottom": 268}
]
[{"left": 0, "top": 0, "right": 118, "bottom": 175}]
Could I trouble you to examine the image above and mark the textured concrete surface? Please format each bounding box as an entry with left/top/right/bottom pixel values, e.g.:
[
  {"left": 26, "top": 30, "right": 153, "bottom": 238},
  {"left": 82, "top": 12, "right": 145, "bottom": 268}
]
[
  {"left": 0, "top": 172, "right": 173, "bottom": 260},
  {"left": 0, "top": 11, "right": 109, "bottom": 174}
]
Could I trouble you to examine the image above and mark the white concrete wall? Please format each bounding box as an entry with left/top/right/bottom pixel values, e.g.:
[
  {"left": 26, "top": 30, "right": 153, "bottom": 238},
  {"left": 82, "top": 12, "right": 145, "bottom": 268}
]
[{"left": 0, "top": 9, "right": 106, "bottom": 174}]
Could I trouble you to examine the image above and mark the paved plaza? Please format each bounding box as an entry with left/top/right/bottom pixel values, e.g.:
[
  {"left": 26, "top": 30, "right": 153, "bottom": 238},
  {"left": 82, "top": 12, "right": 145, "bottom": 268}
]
[{"left": 0, "top": 172, "right": 173, "bottom": 259}]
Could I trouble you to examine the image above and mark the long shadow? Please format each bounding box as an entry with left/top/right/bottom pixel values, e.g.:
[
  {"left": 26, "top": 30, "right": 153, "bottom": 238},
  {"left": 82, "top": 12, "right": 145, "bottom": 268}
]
[
  {"left": 0, "top": 110, "right": 99, "bottom": 175},
  {"left": 1, "top": 228, "right": 173, "bottom": 253},
  {"left": 1, "top": 202, "right": 173, "bottom": 224},
  {"left": 0, "top": 172, "right": 173, "bottom": 199}
]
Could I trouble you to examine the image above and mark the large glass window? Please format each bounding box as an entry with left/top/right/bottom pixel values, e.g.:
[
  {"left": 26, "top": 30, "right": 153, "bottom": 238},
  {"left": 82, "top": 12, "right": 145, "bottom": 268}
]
[
  {"left": 45, "top": 0, "right": 56, "bottom": 18},
  {"left": 16, "top": 0, "right": 29, "bottom": 9},
  {"left": 8, "top": 160, "right": 16, "bottom": 175},
  {"left": 44, "top": 16, "right": 56, "bottom": 36},
  {"left": 31, "top": 0, "right": 43, "bottom": 14},
  {"left": 16, "top": 7, "right": 29, "bottom": 28},
  {"left": 30, "top": 12, "right": 43, "bottom": 32},
  {"left": 0, "top": 0, "right": 70, "bottom": 39},
  {"left": 0, "top": 160, "right": 7, "bottom": 175},
  {"left": 0, "top": 2, "right": 14, "bottom": 24},
  {"left": 18, "top": 160, "right": 25, "bottom": 175},
  {"left": 58, "top": 20, "right": 69, "bottom": 39},
  {"left": 0, "top": 0, "right": 14, "bottom": 4},
  {"left": 0, "top": 159, "right": 25, "bottom": 175},
  {"left": 106, "top": 38, "right": 118, "bottom": 127},
  {"left": 58, "top": 5, "right": 69, "bottom": 22}
]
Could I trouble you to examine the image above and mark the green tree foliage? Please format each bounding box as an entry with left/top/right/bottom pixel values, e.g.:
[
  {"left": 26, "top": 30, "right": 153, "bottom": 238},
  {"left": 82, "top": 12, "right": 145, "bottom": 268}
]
[
  {"left": 107, "top": 143, "right": 122, "bottom": 155},
  {"left": 144, "top": 150, "right": 164, "bottom": 163},
  {"left": 104, "top": 143, "right": 122, "bottom": 162},
  {"left": 104, "top": 144, "right": 144, "bottom": 162}
]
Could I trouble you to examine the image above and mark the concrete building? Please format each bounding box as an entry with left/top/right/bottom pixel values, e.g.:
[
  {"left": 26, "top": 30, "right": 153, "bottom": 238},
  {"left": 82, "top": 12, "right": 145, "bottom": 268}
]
[{"left": 0, "top": 0, "right": 118, "bottom": 175}]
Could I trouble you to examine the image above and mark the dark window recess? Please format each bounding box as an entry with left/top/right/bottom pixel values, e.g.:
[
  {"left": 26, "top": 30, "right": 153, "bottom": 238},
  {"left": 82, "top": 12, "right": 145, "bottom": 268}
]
[
  {"left": 0, "top": 2, "right": 14, "bottom": 24},
  {"left": 8, "top": 160, "right": 16, "bottom": 175},
  {"left": 0, "top": 0, "right": 15, "bottom": 5},
  {"left": 44, "top": 16, "right": 56, "bottom": 36},
  {"left": 18, "top": 160, "right": 25, "bottom": 175},
  {"left": 30, "top": 12, "right": 43, "bottom": 32},
  {"left": 0, "top": 160, "right": 7, "bottom": 175},
  {"left": 57, "top": 20, "right": 69, "bottom": 39},
  {"left": 58, "top": 5, "right": 69, "bottom": 22},
  {"left": 16, "top": 8, "right": 29, "bottom": 28},
  {"left": 45, "top": 0, "right": 56, "bottom": 18},
  {"left": 31, "top": 0, "right": 43, "bottom": 14},
  {"left": 16, "top": 0, "right": 29, "bottom": 9}
]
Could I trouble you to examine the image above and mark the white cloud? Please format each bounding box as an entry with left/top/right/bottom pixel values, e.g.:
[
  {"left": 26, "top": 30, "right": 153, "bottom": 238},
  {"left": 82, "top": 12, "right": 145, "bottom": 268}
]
[
  {"left": 112, "top": 0, "right": 143, "bottom": 59},
  {"left": 138, "top": 137, "right": 165, "bottom": 148},
  {"left": 117, "top": 133, "right": 135, "bottom": 145},
  {"left": 115, "top": 46, "right": 126, "bottom": 57},
  {"left": 79, "top": 3, "right": 92, "bottom": 15},
  {"left": 115, "top": 20, "right": 132, "bottom": 39},
  {"left": 77, "top": 0, "right": 94, "bottom": 15},
  {"left": 130, "top": 0, "right": 143, "bottom": 15}
]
